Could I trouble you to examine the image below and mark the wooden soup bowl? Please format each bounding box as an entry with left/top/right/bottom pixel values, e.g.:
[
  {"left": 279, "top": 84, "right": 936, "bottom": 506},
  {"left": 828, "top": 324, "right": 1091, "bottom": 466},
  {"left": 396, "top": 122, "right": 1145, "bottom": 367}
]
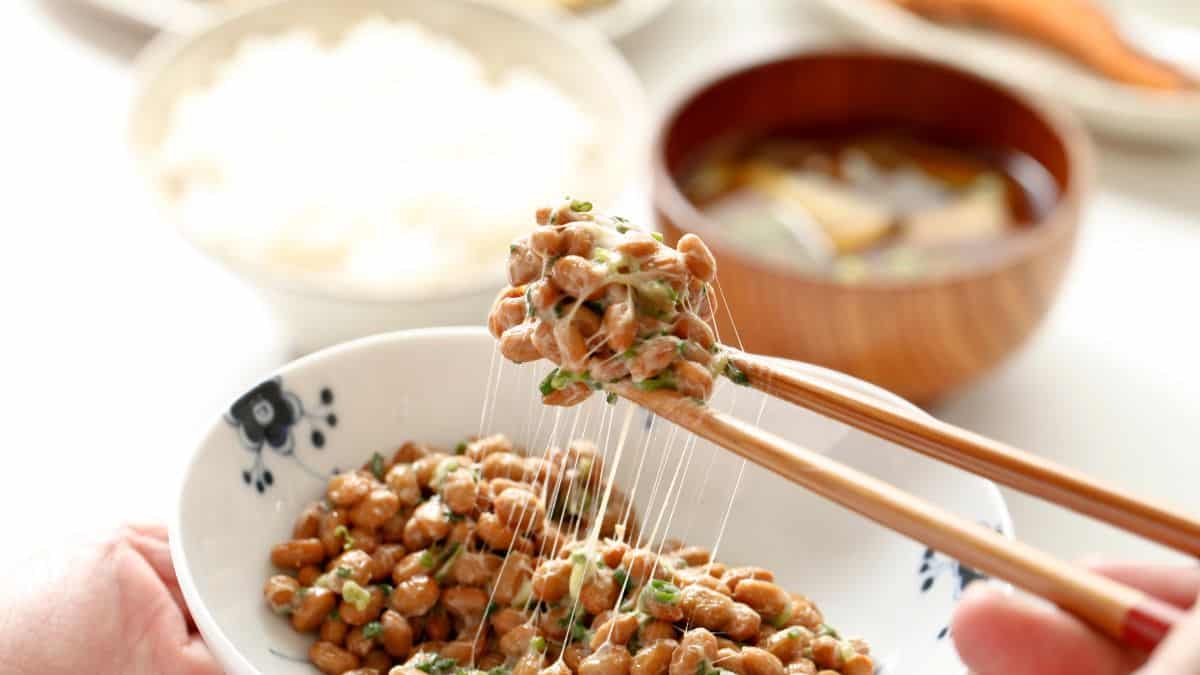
[{"left": 654, "top": 51, "right": 1090, "bottom": 405}]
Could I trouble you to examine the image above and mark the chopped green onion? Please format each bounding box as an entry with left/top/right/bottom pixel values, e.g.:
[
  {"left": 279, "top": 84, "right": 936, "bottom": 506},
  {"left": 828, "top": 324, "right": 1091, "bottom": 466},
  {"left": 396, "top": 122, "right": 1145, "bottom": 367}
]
[
  {"left": 674, "top": 558, "right": 688, "bottom": 569},
  {"left": 328, "top": 608, "right": 338, "bottom": 621},
  {"left": 615, "top": 224, "right": 629, "bottom": 234},
  {"left": 651, "top": 232, "right": 664, "bottom": 242},
  {"left": 558, "top": 616, "right": 588, "bottom": 642},
  {"left": 839, "top": 641, "right": 857, "bottom": 662},
  {"left": 432, "top": 458, "right": 460, "bottom": 489},
  {"left": 484, "top": 601, "right": 499, "bottom": 619},
  {"left": 510, "top": 578, "right": 533, "bottom": 608},
  {"left": 370, "top": 452, "right": 385, "bottom": 480},
  {"left": 677, "top": 340, "right": 689, "bottom": 356},
  {"left": 612, "top": 568, "right": 629, "bottom": 588},
  {"left": 550, "top": 370, "right": 574, "bottom": 389},
  {"left": 363, "top": 621, "right": 382, "bottom": 639},
  {"left": 605, "top": 392, "right": 618, "bottom": 405},
  {"left": 569, "top": 550, "right": 598, "bottom": 601},
  {"left": 379, "top": 584, "right": 394, "bottom": 596},
  {"left": 622, "top": 347, "right": 638, "bottom": 359},
  {"left": 570, "top": 200, "right": 593, "bottom": 212},
  {"left": 341, "top": 581, "right": 371, "bottom": 612},
  {"left": 635, "top": 373, "right": 677, "bottom": 392},
  {"left": 525, "top": 286, "right": 535, "bottom": 318},
  {"left": 336, "top": 566, "right": 352, "bottom": 579},
  {"left": 487, "top": 668, "right": 511, "bottom": 675},
  {"left": 645, "top": 579, "right": 680, "bottom": 605},
  {"left": 817, "top": 623, "right": 840, "bottom": 639},
  {"left": 787, "top": 628, "right": 801, "bottom": 639},
  {"left": 296, "top": 587, "right": 309, "bottom": 599},
  {"left": 333, "top": 525, "right": 354, "bottom": 551},
  {"left": 539, "top": 368, "right": 592, "bottom": 397},
  {"left": 724, "top": 361, "right": 750, "bottom": 386},
  {"left": 539, "top": 369, "right": 559, "bottom": 396},
  {"left": 455, "top": 441, "right": 468, "bottom": 455},
  {"left": 509, "top": 244, "right": 518, "bottom": 254},
  {"left": 769, "top": 602, "right": 793, "bottom": 628},
  {"left": 530, "top": 636, "right": 547, "bottom": 653},
  {"left": 416, "top": 655, "right": 459, "bottom": 675},
  {"left": 434, "top": 543, "right": 463, "bottom": 582},
  {"left": 420, "top": 550, "right": 437, "bottom": 568},
  {"left": 576, "top": 456, "right": 594, "bottom": 481}
]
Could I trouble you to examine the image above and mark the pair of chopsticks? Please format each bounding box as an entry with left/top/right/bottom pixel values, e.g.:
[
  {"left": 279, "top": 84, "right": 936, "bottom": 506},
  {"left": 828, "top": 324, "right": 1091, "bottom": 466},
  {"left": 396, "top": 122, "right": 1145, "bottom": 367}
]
[{"left": 611, "top": 352, "right": 1198, "bottom": 652}]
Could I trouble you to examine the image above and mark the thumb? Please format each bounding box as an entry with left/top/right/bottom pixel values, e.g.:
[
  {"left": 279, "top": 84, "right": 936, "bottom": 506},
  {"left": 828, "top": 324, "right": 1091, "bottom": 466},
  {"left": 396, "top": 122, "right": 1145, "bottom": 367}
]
[{"left": 173, "top": 634, "right": 226, "bottom": 675}]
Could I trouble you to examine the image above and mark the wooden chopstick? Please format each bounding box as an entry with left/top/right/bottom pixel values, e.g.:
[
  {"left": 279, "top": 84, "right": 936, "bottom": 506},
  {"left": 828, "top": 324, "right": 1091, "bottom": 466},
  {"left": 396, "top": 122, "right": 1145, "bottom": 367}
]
[
  {"left": 729, "top": 353, "right": 1200, "bottom": 558},
  {"left": 612, "top": 381, "right": 1181, "bottom": 651}
]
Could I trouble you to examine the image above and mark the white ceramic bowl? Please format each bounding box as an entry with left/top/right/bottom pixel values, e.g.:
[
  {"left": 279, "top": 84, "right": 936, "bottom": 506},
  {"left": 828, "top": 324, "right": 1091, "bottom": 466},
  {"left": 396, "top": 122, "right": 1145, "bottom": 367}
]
[
  {"left": 813, "top": 0, "right": 1200, "bottom": 147},
  {"left": 128, "top": 0, "right": 649, "bottom": 354},
  {"left": 172, "top": 327, "right": 1012, "bottom": 674}
]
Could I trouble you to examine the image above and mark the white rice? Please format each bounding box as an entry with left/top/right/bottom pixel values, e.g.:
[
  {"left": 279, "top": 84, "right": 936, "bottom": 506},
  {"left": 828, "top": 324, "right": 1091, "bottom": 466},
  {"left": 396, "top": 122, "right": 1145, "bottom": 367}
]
[{"left": 155, "top": 19, "right": 600, "bottom": 296}]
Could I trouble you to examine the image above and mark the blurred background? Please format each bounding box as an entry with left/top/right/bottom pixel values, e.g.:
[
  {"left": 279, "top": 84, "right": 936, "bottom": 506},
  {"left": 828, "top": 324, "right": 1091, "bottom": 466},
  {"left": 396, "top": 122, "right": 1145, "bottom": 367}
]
[{"left": 3, "top": 0, "right": 1199, "bottom": 579}]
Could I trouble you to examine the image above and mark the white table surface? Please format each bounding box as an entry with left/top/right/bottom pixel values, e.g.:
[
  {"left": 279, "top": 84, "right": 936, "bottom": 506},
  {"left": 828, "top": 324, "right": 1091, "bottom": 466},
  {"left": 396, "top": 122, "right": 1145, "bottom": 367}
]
[{"left": 3, "top": 0, "right": 1199, "bottom": 589}]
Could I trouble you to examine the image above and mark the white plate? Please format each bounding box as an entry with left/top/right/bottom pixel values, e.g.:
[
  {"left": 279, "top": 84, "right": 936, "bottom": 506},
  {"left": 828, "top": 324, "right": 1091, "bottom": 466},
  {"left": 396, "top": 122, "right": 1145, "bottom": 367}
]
[
  {"left": 813, "top": 0, "right": 1200, "bottom": 147},
  {"left": 172, "top": 327, "right": 1012, "bottom": 675},
  {"left": 73, "top": 0, "right": 673, "bottom": 39}
]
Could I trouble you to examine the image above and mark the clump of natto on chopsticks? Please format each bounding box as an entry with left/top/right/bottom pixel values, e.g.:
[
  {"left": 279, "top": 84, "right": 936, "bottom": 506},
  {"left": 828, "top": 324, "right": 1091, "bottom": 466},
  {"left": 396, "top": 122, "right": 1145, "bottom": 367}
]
[{"left": 488, "top": 200, "right": 748, "bottom": 407}]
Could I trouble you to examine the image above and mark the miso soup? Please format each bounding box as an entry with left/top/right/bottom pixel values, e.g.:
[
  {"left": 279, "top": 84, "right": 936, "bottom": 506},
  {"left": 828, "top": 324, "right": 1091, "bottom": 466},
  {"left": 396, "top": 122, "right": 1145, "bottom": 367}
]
[{"left": 681, "top": 127, "right": 1059, "bottom": 282}]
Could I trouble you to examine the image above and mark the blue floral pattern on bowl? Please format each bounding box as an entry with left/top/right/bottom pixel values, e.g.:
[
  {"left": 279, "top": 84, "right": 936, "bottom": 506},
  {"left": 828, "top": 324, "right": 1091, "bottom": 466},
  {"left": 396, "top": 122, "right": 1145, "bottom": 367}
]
[
  {"left": 226, "top": 378, "right": 338, "bottom": 493},
  {"left": 919, "top": 523, "right": 1000, "bottom": 640}
]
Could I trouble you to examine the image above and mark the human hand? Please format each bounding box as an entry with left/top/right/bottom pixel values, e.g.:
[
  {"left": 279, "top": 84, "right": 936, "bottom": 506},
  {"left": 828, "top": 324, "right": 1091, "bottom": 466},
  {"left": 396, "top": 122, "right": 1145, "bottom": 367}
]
[
  {"left": 952, "top": 560, "right": 1200, "bottom": 675},
  {"left": 0, "top": 524, "right": 222, "bottom": 675}
]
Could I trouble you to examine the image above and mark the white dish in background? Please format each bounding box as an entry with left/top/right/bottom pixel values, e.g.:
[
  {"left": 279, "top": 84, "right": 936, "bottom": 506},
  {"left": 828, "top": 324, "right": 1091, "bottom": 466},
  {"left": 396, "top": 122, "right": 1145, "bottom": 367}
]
[
  {"left": 813, "top": 0, "right": 1200, "bottom": 147},
  {"left": 172, "top": 327, "right": 1012, "bottom": 675},
  {"left": 128, "top": 0, "right": 648, "bottom": 354},
  {"left": 73, "top": 0, "right": 674, "bottom": 40}
]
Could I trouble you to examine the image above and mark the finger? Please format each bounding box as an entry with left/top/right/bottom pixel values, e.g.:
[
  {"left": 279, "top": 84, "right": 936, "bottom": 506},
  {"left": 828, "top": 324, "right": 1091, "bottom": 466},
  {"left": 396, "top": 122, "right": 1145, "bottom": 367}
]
[
  {"left": 1083, "top": 559, "right": 1200, "bottom": 610},
  {"left": 952, "top": 582, "right": 1144, "bottom": 675},
  {"left": 124, "top": 530, "right": 192, "bottom": 630},
  {"left": 1136, "top": 603, "right": 1200, "bottom": 674},
  {"left": 172, "top": 634, "right": 227, "bottom": 675},
  {"left": 126, "top": 523, "right": 170, "bottom": 542},
  {"left": 125, "top": 530, "right": 177, "bottom": 587}
]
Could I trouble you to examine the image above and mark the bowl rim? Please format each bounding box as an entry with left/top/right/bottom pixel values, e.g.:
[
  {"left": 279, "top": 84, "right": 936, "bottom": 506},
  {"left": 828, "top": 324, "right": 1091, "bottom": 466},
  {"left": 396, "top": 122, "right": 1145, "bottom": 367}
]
[
  {"left": 652, "top": 48, "right": 1094, "bottom": 292},
  {"left": 170, "top": 325, "right": 1013, "bottom": 674},
  {"left": 128, "top": 0, "right": 650, "bottom": 306}
]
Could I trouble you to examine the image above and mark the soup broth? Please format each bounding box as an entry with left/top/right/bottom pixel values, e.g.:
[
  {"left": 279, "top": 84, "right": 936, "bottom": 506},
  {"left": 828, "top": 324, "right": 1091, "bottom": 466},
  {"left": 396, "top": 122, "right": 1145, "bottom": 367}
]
[{"left": 681, "top": 127, "right": 1059, "bottom": 282}]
